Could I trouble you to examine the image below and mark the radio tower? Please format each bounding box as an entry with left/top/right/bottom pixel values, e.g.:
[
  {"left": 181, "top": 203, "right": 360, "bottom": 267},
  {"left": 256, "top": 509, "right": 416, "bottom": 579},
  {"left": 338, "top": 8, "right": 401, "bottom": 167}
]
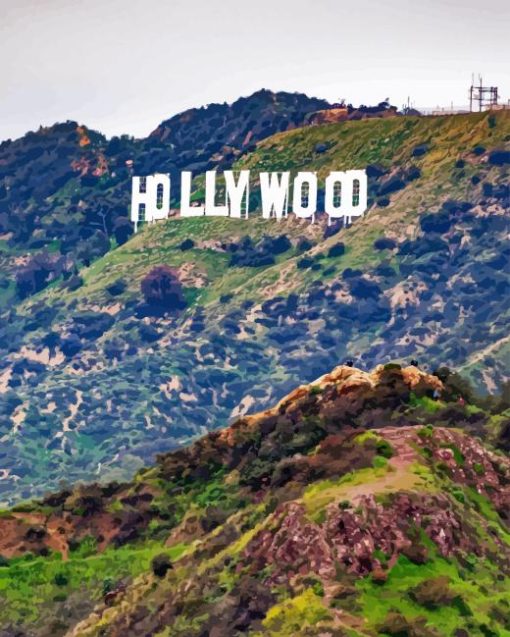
[{"left": 469, "top": 74, "right": 499, "bottom": 112}]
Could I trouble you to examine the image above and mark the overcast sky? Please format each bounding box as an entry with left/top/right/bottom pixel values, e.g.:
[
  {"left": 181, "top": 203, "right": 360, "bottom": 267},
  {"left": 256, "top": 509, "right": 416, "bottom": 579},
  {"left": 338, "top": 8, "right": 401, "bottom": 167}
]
[{"left": 1, "top": 0, "right": 509, "bottom": 142}]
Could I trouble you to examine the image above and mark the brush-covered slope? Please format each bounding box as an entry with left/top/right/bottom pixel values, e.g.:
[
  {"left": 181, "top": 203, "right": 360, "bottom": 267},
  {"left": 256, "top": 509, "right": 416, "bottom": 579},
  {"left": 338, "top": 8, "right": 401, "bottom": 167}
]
[
  {"left": 0, "top": 364, "right": 508, "bottom": 636},
  {"left": 0, "top": 110, "right": 509, "bottom": 504},
  {"left": 0, "top": 89, "right": 327, "bottom": 294}
]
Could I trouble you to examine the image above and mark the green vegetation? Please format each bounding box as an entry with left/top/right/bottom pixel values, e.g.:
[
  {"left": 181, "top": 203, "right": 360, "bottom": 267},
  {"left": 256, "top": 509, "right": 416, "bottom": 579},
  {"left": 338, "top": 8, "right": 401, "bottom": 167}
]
[
  {"left": 258, "top": 589, "right": 332, "bottom": 636},
  {"left": 0, "top": 541, "right": 187, "bottom": 625},
  {"left": 357, "top": 554, "right": 510, "bottom": 637}
]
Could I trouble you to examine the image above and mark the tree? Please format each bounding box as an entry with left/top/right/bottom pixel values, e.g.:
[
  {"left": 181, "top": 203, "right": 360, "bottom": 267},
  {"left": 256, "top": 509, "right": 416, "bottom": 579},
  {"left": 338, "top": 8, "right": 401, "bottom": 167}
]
[{"left": 141, "top": 265, "right": 186, "bottom": 310}]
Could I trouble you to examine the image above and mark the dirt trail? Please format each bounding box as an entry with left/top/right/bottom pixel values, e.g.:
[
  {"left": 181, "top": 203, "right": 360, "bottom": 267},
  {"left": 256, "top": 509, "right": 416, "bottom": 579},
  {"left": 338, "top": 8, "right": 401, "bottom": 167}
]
[{"left": 337, "top": 426, "right": 422, "bottom": 503}]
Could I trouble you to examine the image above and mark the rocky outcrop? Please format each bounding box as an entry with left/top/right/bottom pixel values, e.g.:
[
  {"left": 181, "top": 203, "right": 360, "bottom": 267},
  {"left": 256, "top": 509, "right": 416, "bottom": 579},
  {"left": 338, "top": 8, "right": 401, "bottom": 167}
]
[{"left": 243, "top": 488, "right": 510, "bottom": 585}]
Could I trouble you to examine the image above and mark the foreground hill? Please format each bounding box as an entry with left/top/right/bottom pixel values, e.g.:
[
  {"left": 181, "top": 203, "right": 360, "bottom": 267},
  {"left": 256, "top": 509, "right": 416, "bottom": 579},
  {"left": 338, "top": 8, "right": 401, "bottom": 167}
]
[
  {"left": 0, "top": 364, "right": 508, "bottom": 636},
  {"left": 0, "top": 109, "right": 509, "bottom": 504}
]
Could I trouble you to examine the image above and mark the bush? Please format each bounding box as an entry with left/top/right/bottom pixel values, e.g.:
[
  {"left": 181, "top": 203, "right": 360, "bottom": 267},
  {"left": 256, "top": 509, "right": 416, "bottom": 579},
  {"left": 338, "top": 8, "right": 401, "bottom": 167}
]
[
  {"left": 54, "top": 572, "right": 69, "bottom": 587},
  {"left": 327, "top": 242, "right": 345, "bottom": 258},
  {"left": 378, "top": 610, "right": 438, "bottom": 636},
  {"left": 151, "top": 552, "right": 172, "bottom": 577},
  {"left": 179, "top": 238, "right": 195, "bottom": 250},
  {"left": 488, "top": 150, "right": 510, "bottom": 166},
  {"left": 139, "top": 323, "right": 160, "bottom": 343},
  {"left": 106, "top": 278, "right": 127, "bottom": 296},
  {"left": 412, "top": 144, "right": 428, "bottom": 157},
  {"left": 374, "top": 237, "right": 397, "bottom": 250},
  {"left": 113, "top": 217, "right": 133, "bottom": 246},
  {"left": 63, "top": 274, "right": 83, "bottom": 291},
  {"left": 296, "top": 237, "right": 313, "bottom": 253},
  {"left": 15, "top": 252, "right": 64, "bottom": 298},
  {"left": 141, "top": 265, "right": 187, "bottom": 310},
  {"left": 297, "top": 257, "right": 314, "bottom": 269},
  {"left": 410, "top": 576, "right": 455, "bottom": 609}
]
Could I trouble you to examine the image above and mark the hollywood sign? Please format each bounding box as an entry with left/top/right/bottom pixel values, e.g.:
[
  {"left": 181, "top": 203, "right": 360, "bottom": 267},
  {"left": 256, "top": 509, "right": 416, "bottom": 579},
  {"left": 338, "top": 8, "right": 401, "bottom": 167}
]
[{"left": 130, "top": 170, "right": 367, "bottom": 231}]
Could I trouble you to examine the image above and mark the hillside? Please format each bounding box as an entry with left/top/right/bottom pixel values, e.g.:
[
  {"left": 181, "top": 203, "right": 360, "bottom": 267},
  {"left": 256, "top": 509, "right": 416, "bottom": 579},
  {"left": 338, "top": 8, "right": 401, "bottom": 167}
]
[
  {"left": 0, "top": 109, "right": 508, "bottom": 504},
  {"left": 0, "top": 363, "right": 508, "bottom": 636},
  {"left": 0, "top": 89, "right": 328, "bottom": 296}
]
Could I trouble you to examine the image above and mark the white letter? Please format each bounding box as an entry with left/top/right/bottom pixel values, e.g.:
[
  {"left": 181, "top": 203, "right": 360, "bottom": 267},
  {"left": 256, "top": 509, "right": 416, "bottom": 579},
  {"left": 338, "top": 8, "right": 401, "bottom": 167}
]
[
  {"left": 292, "top": 172, "right": 317, "bottom": 221},
  {"left": 180, "top": 171, "right": 204, "bottom": 217},
  {"left": 150, "top": 174, "right": 171, "bottom": 222},
  {"left": 325, "top": 170, "right": 368, "bottom": 225},
  {"left": 131, "top": 174, "right": 170, "bottom": 231},
  {"left": 347, "top": 169, "right": 368, "bottom": 220},
  {"left": 225, "top": 170, "right": 250, "bottom": 218},
  {"left": 205, "top": 171, "right": 228, "bottom": 216},
  {"left": 260, "top": 172, "right": 290, "bottom": 220}
]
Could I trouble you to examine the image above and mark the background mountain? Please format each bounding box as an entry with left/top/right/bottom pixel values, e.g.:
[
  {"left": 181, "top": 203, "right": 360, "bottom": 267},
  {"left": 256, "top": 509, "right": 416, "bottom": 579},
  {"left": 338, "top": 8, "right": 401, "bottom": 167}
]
[
  {"left": 0, "top": 97, "right": 509, "bottom": 506},
  {"left": 0, "top": 364, "right": 508, "bottom": 636}
]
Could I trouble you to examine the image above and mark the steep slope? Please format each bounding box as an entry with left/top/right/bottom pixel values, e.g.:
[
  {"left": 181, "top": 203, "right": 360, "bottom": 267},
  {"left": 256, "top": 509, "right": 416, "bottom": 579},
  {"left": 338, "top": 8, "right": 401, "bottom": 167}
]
[
  {"left": 0, "top": 110, "right": 508, "bottom": 504},
  {"left": 0, "top": 364, "right": 508, "bottom": 636}
]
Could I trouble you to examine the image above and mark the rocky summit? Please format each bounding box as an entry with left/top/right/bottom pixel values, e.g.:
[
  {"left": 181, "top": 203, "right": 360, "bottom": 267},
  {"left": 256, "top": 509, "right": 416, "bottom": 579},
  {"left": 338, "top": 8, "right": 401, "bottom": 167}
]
[{"left": 0, "top": 363, "right": 509, "bottom": 636}]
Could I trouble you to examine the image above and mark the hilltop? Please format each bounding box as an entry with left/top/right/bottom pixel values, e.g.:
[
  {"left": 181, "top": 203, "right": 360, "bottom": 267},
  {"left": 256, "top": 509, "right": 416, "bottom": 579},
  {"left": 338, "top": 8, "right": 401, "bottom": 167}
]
[{"left": 0, "top": 363, "right": 508, "bottom": 636}]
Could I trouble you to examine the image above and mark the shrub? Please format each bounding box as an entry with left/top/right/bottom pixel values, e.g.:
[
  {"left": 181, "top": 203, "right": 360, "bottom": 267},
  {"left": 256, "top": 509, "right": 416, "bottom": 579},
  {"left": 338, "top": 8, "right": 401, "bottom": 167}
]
[
  {"left": 378, "top": 174, "right": 406, "bottom": 196},
  {"left": 113, "top": 217, "right": 133, "bottom": 246},
  {"left": 327, "top": 242, "right": 345, "bottom": 258},
  {"left": 60, "top": 333, "right": 82, "bottom": 357},
  {"left": 401, "top": 542, "right": 429, "bottom": 564},
  {"left": 378, "top": 610, "right": 438, "bottom": 636},
  {"left": 410, "top": 576, "right": 455, "bottom": 608},
  {"left": 179, "top": 238, "right": 195, "bottom": 250},
  {"left": 15, "top": 252, "right": 64, "bottom": 299},
  {"left": 141, "top": 265, "right": 187, "bottom": 310},
  {"left": 374, "top": 237, "right": 397, "bottom": 250},
  {"left": 412, "top": 144, "right": 428, "bottom": 157},
  {"left": 63, "top": 274, "right": 83, "bottom": 291},
  {"left": 151, "top": 553, "right": 173, "bottom": 577},
  {"left": 139, "top": 323, "right": 160, "bottom": 343},
  {"left": 297, "top": 257, "right": 314, "bottom": 269},
  {"left": 106, "top": 279, "right": 127, "bottom": 296},
  {"left": 54, "top": 572, "right": 69, "bottom": 587},
  {"left": 269, "top": 234, "right": 292, "bottom": 254},
  {"left": 488, "top": 150, "right": 510, "bottom": 166},
  {"left": 296, "top": 237, "right": 313, "bottom": 253}
]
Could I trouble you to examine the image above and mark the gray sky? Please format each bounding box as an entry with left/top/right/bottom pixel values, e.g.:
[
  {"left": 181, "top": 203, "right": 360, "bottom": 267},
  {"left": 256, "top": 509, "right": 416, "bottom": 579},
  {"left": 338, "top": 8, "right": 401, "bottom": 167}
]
[{"left": 1, "top": 0, "right": 509, "bottom": 142}]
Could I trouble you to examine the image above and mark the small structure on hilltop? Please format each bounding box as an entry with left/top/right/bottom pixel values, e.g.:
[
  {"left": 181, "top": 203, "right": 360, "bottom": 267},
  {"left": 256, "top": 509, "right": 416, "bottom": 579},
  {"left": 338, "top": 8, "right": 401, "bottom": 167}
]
[{"left": 469, "top": 75, "right": 499, "bottom": 112}]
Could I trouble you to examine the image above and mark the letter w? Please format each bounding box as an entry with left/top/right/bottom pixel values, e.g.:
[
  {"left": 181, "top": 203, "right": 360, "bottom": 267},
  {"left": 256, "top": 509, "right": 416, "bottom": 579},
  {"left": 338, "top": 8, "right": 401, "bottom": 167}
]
[{"left": 260, "top": 172, "right": 290, "bottom": 220}]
